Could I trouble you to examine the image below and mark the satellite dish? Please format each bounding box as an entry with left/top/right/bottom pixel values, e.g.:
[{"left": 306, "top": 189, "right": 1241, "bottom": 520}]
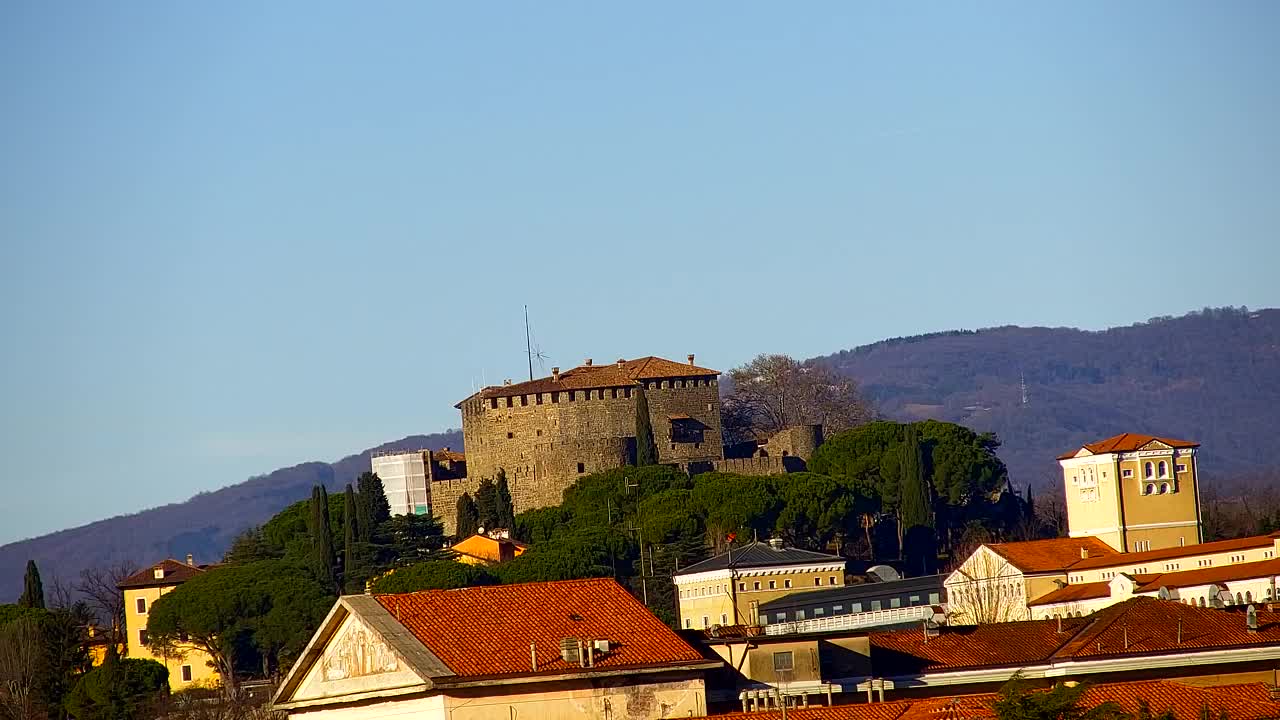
[
  {"left": 868, "top": 565, "right": 902, "bottom": 583},
  {"left": 1158, "top": 586, "right": 1171, "bottom": 600}
]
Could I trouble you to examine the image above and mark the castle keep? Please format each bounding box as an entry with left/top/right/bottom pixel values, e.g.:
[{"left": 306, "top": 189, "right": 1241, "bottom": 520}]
[{"left": 432, "top": 355, "right": 725, "bottom": 534}]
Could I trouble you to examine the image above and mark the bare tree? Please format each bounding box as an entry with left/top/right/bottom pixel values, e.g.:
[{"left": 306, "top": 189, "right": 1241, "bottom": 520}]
[
  {"left": 724, "top": 354, "right": 874, "bottom": 440},
  {"left": 0, "top": 617, "right": 45, "bottom": 720},
  {"left": 945, "top": 547, "right": 1029, "bottom": 625},
  {"left": 75, "top": 561, "right": 137, "bottom": 643}
]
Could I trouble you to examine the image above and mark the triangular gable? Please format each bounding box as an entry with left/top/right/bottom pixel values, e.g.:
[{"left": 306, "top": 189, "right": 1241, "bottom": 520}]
[
  {"left": 1072, "top": 448, "right": 1094, "bottom": 458},
  {"left": 1138, "top": 439, "right": 1173, "bottom": 451},
  {"left": 273, "top": 596, "right": 453, "bottom": 710}
]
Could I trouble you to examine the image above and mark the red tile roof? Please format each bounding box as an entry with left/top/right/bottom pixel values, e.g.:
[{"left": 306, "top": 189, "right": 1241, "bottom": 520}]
[
  {"left": 1057, "top": 433, "right": 1199, "bottom": 460},
  {"left": 1070, "top": 533, "right": 1275, "bottom": 570},
  {"left": 871, "top": 597, "right": 1280, "bottom": 676},
  {"left": 701, "top": 681, "right": 1280, "bottom": 720},
  {"left": 116, "top": 559, "right": 209, "bottom": 589},
  {"left": 374, "top": 578, "right": 710, "bottom": 680},
  {"left": 984, "top": 537, "right": 1117, "bottom": 574},
  {"left": 1027, "top": 580, "right": 1117, "bottom": 607},
  {"left": 459, "top": 356, "right": 718, "bottom": 403}
]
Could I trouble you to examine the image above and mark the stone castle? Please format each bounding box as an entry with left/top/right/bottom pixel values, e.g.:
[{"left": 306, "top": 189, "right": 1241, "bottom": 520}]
[{"left": 383, "top": 354, "right": 823, "bottom": 535}]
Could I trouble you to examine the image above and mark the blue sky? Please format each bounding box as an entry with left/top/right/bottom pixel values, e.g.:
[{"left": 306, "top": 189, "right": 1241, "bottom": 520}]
[{"left": 1, "top": 2, "right": 1277, "bottom": 545}]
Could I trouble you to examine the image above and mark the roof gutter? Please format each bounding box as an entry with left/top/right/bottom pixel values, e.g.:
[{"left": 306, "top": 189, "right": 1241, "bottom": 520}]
[{"left": 431, "top": 660, "right": 725, "bottom": 689}]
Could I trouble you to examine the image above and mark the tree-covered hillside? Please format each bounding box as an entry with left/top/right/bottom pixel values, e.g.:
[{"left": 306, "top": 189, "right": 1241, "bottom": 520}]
[{"left": 817, "top": 307, "right": 1280, "bottom": 490}]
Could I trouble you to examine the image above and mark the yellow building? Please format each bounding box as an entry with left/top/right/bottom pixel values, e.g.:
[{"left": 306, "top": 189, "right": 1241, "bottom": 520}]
[
  {"left": 672, "top": 540, "right": 847, "bottom": 630},
  {"left": 1057, "top": 433, "right": 1202, "bottom": 553},
  {"left": 117, "top": 557, "right": 220, "bottom": 691}
]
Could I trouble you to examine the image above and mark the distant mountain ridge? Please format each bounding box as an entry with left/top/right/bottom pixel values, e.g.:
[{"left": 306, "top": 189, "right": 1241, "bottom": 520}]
[
  {"left": 0, "top": 431, "right": 461, "bottom": 602},
  {"left": 4, "top": 307, "right": 1276, "bottom": 603},
  {"left": 818, "top": 306, "right": 1280, "bottom": 489}
]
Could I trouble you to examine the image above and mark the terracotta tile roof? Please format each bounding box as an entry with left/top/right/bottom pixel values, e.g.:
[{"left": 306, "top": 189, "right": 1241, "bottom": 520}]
[
  {"left": 432, "top": 449, "right": 466, "bottom": 463},
  {"left": 701, "top": 682, "right": 1280, "bottom": 720},
  {"left": 116, "top": 559, "right": 209, "bottom": 589},
  {"left": 1070, "top": 533, "right": 1276, "bottom": 571},
  {"left": 1026, "top": 580, "right": 1116, "bottom": 607},
  {"left": 374, "top": 578, "right": 710, "bottom": 680},
  {"left": 450, "top": 534, "right": 527, "bottom": 564},
  {"left": 1057, "top": 433, "right": 1199, "bottom": 460},
  {"left": 983, "top": 536, "right": 1117, "bottom": 574},
  {"left": 871, "top": 615, "right": 1095, "bottom": 674},
  {"left": 873, "top": 597, "right": 1280, "bottom": 676},
  {"left": 459, "top": 355, "right": 718, "bottom": 403},
  {"left": 1133, "top": 557, "right": 1280, "bottom": 593}
]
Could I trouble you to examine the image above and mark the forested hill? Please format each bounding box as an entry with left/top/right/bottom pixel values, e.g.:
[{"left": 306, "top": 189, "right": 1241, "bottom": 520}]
[
  {"left": 817, "top": 307, "right": 1280, "bottom": 490},
  {"left": 0, "top": 430, "right": 462, "bottom": 603}
]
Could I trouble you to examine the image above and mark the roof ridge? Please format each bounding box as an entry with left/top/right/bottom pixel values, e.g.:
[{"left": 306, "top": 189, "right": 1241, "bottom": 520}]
[{"left": 1050, "top": 598, "right": 1141, "bottom": 659}]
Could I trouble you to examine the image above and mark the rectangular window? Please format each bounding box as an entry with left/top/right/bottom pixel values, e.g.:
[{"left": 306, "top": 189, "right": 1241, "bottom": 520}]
[
  {"left": 929, "top": 593, "right": 941, "bottom": 604},
  {"left": 551, "top": 392, "right": 559, "bottom": 403},
  {"left": 768, "top": 580, "right": 776, "bottom": 589},
  {"left": 739, "top": 583, "right": 746, "bottom": 591},
  {"left": 520, "top": 395, "right": 528, "bottom": 406},
  {"left": 776, "top": 612, "right": 786, "bottom": 623},
  {"left": 890, "top": 598, "right": 902, "bottom": 608},
  {"left": 753, "top": 581, "right": 761, "bottom": 590},
  {"left": 1176, "top": 464, "right": 1187, "bottom": 472},
  {"left": 684, "top": 618, "right": 691, "bottom": 629},
  {"left": 505, "top": 397, "right": 513, "bottom": 408},
  {"left": 795, "top": 610, "right": 805, "bottom": 620},
  {"left": 507, "top": 432, "right": 514, "bottom": 439},
  {"left": 139, "top": 629, "right": 148, "bottom": 645},
  {"left": 702, "top": 616, "right": 709, "bottom": 628},
  {"left": 833, "top": 604, "right": 844, "bottom": 613},
  {"left": 489, "top": 398, "right": 498, "bottom": 409},
  {"left": 830, "top": 576, "right": 838, "bottom": 585},
  {"left": 870, "top": 600, "right": 881, "bottom": 611},
  {"left": 624, "top": 387, "right": 632, "bottom": 398},
  {"left": 1122, "top": 469, "right": 1133, "bottom": 478},
  {"left": 721, "top": 613, "right": 728, "bottom": 624},
  {"left": 851, "top": 602, "right": 863, "bottom": 612},
  {"left": 814, "top": 608, "right": 824, "bottom": 616},
  {"left": 909, "top": 595, "right": 921, "bottom": 604},
  {"left": 815, "top": 577, "right": 822, "bottom": 586},
  {"left": 576, "top": 462, "right": 585, "bottom": 473},
  {"left": 181, "top": 665, "right": 192, "bottom": 683},
  {"left": 536, "top": 394, "right": 543, "bottom": 405},
  {"left": 136, "top": 598, "right": 147, "bottom": 614},
  {"left": 773, "top": 651, "right": 794, "bottom": 672},
  {"left": 784, "top": 579, "right": 792, "bottom": 588}
]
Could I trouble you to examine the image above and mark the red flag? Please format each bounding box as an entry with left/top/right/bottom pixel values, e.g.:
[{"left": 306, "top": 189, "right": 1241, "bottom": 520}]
[{"left": 726, "top": 532, "right": 737, "bottom": 543}]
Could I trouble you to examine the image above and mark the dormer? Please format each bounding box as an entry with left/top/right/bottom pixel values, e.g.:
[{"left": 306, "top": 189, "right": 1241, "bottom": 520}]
[{"left": 153, "top": 566, "right": 165, "bottom": 580}]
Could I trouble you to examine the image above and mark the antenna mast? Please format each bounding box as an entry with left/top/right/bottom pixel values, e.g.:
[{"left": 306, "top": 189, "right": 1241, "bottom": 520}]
[{"left": 524, "top": 303, "right": 535, "bottom": 381}]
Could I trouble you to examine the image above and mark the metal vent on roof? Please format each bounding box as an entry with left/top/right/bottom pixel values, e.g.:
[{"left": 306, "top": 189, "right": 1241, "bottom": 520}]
[
  {"left": 867, "top": 565, "right": 901, "bottom": 583},
  {"left": 1158, "top": 586, "right": 1171, "bottom": 600}
]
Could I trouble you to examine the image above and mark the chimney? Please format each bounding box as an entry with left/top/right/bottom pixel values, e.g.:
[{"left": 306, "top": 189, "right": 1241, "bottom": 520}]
[
  {"left": 688, "top": 353, "right": 695, "bottom": 365},
  {"left": 617, "top": 358, "right": 625, "bottom": 367},
  {"left": 768, "top": 537, "right": 784, "bottom": 551},
  {"left": 551, "top": 367, "right": 560, "bottom": 382},
  {"left": 186, "top": 553, "right": 194, "bottom": 566},
  {"left": 503, "top": 378, "right": 512, "bottom": 386},
  {"left": 584, "top": 358, "right": 593, "bottom": 366},
  {"left": 1080, "top": 547, "right": 1089, "bottom": 559}
]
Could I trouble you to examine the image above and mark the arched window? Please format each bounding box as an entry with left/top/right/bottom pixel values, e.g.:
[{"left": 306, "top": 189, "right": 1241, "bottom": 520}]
[
  {"left": 1199, "top": 597, "right": 1206, "bottom": 607},
  {"left": 1237, "top": 592, "right": 1245, "bottom": 605},
  {"left": 1145, "top": 462, "right": 1155, "bottom": 479},
  {"left": 1158, "top": 461, "right": 1168, "bottom": 478},
  {"left": 1159, "top": 483, "right": 1170, "bottom": 494},
  {"left": 1246, "top": 591, "right": 1253, "bottom": 603},
  {"left": 1145, "top": 483, "right": 1156, "bottom": 495}
]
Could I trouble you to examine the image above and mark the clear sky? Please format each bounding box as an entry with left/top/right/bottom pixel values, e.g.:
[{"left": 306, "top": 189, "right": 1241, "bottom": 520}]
[{"left": 2, "top": 2, "right": 1277, "bottom": 546}]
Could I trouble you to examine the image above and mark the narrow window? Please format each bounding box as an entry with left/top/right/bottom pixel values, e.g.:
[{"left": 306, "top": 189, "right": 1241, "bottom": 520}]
[
  {"left": 768, "top": 580, "right": 776, "bottom": 589},
  {"left": 181, "top": 665, "right": 192, "bottom": 682},
  {"left": 536, "top": 394, "right": 543, "bottom": 405},
  {"left": 1158, "top": 461, "right": 1168, "bottom": 478},
  {"left": 611, "top": 388, "right": 618, "bottom": 399},
  {"left": 739, "top": 582, "right": 746, "bottom": 591},
  {"left": 784, "top": 579, "right": 792, "bottom": 588},
  {"left": 136, "top": 598, "right": 147, "bottom": 614},
  {"left": 624, "top": 387, "right": 632, "bottom": 398},
  {"left": 536, "top": 429, "right": 542, "bottom": 437},
  {"left": 551, "top": 392, "right": 559, "bottom": 403},
  {"left": 1144, "top": 462, "right": 1154, "bottom": 479},
  {"left": 773, "top": 652, "right": 794, "bottom": 672},
  {"left": 753, "top": 581, "right": 761, "bottom": 590},
  {"left": 520, "top": 395, "right": 528, "bottom": 406},
  {"left": 830, "top": 575, "right": 838, "bottom": 585},
  {"left": 815, "top": 577, "right": 822, "bottom": 586},
  {"left": 576, "top": 462, "right": 585, "bottom": 473},
  {"left": 490, "top": 398, "right": 498, "bottom": 409},
  {"left": 684, "top": 618, "right": 691, "bottom": 629},
  {"left": 702, "top": 616, "right": 709, "bottom": 628},
  {"left": 721, "top": 613, "right": 728, "bottom": 624},
  {"left": 139, "top": 629, "right": 148, "bottom": 645}
]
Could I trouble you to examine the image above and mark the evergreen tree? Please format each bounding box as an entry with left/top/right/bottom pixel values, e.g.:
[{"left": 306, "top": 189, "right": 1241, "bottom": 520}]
[
  {"left": 18, "top": 559, "right": 44, "bottom": 609},
  {"left": 898, "top": 428, "right": 931, "bottom": 529},
  {"left": 343, "top": 484, "right": 358, "bottom": 589},
  {"left": 455, "top": 493, "right": 480, "bottom": 538},
  {"left": 495, "top": 470, "right": 516, "bottom": 530},
  {"left": 356, "top": 471, "right": 391, "bottom": 529},
  {"left": 635, "top": 384, "right": 658, "bottom": 466},
  {"left": 474, "top": 479, "right": 498, "bottom": 531},
  {"left": 308, "top": 485, "right": 338, "bottom": 593}
]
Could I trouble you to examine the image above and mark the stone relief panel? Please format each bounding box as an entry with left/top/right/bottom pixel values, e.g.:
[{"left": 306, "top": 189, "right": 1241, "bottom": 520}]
[{"left": 320, "top": 619, "right": 400, "bottom": 681}]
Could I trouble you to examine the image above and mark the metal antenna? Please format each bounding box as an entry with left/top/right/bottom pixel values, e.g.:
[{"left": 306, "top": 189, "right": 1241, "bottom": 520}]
[{"left": 525, "top": 305, "right": 534, "bottom": 382}]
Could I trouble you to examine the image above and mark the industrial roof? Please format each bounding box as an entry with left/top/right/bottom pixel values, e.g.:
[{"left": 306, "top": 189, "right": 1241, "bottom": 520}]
[{"left": 759, "top": 575, "right": 946, "bottom": 612}]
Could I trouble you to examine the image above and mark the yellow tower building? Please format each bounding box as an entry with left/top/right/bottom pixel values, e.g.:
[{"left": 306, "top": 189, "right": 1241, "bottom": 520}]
[{"left": 1057, "top": 433, "right": 1202, "bottom": 553}]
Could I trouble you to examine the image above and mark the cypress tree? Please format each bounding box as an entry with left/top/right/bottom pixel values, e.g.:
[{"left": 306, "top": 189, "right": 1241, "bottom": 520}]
[
  {"left": 474, "top": 479, "right": 498, "bottom": 531},
  {"left": 343, "top": 484, "right": 358, "bottom": 589},
  {"left": 898, "top": 427, "right": 931, "bottom": 529},
  {"left": 635, "top": 383, "right": 658, "bottom": 466},
  {"left": 18, "top": 559, "right": 44, "bottom": 609},
  {"left": 356, "top": 471, "right": 390, "bottom": 527},
  {"left": 495, "top": 470, "right": 515, "bottom": 531},
  {"left": 455, "top": 493, "right": 480, "bottom": 538},
  {"left": 309, "top": 485, "right": 337, "bottom": 593}
]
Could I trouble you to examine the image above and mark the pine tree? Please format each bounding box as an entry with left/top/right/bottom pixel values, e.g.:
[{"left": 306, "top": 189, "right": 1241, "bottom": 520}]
[
  {"left": 474, "top": 479, "right": 498, "bottom": 531},
  {"left": 635, "top": 384, "right": 658, "bottom": 466},
  {"left": 495, "top": 470, "right": 515, "bottom": 530},
  {"left": 18, "top": 559, "right": 44, "bottom": 609},
  {"left": 455, "top": 493, "right": 480, "bottom": 538},
  {"left": 343, "top": 484, "right": 358, "bottom": 590},
  {"left": 308, "top": 485, "right": 337, "bottom": 593}
]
